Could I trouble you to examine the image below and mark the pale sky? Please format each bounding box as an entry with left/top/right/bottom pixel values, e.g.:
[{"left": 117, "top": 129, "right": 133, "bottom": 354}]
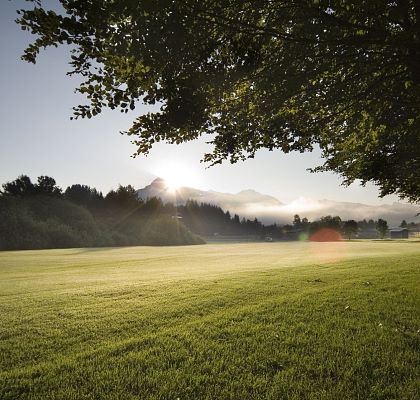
[{"left": 0, "top": 1, "right": 404, "bottom": 205}]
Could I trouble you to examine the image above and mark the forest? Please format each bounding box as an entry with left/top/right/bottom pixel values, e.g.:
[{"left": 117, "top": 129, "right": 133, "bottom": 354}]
[{"left": 0, "top": 175, "right": 418, "bottom": 250}]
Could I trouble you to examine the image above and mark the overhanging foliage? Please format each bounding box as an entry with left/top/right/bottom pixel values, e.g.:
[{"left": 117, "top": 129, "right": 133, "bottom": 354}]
[{"left": 16, "top": 0, "right": 420, "bottom": 201}]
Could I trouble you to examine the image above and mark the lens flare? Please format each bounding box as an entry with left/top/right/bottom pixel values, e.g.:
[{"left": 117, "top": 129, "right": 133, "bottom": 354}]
[
  {"left": 309, "top": 229, "right": 346, "bottom": 263},
  {"left": 310, "top": 228, "right": 342, "bottom": 242},
  {"left": 298, "top": 232, "right": 309, "bottom": 241}
]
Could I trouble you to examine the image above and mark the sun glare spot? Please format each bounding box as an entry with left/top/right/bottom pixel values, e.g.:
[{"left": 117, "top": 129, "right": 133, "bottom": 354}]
[
  {"left": 153, "top": 162, "right": 199, "bottom": 192},
  {"left": 166, "top": 181, "right": 180, "bottom": 193}
]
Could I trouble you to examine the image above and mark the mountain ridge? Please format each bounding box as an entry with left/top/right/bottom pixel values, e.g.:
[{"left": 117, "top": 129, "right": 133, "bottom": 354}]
[{"left": 136, "top": 178, "right": 419, "bottom": 226}]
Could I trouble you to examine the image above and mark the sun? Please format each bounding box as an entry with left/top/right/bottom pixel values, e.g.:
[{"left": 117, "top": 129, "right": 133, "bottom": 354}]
[
  {"left": 153, "top": 162, "right": 198, "bottom": 193},
  {"left": 165, "top": 178, "right": 182, "bottom": 193}
]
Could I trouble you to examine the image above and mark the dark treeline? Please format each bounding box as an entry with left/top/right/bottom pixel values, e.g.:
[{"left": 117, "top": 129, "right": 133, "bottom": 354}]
[
  {"left": 179, "top": 200, "right": 263, "bottom": 236},
  {"left": 0, "top": 175, "right": 204, "bottom": 250},
  {"left": 1, "top": 175, "right": 418, "bottom": 250}
]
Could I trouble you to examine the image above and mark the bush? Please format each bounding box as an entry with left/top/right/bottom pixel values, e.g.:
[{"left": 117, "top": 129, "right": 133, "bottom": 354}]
[{"left": 0, "top": 197, "right": 101, "bottom": 250}]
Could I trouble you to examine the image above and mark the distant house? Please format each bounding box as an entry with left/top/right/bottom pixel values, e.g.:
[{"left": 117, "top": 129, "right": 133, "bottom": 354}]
[{"left": 389, "top": 228, "right": 409, "bottom": 239}]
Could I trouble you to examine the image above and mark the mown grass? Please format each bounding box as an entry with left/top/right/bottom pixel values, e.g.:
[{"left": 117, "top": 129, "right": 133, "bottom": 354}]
[{"left": 0, "top": 241, "right": 419, "bottom": 399}]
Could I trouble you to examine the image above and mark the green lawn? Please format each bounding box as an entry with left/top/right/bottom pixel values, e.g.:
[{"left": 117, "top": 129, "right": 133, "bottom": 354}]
[{"left": 0, "top": 241, "right": 419, "bottom": 399}]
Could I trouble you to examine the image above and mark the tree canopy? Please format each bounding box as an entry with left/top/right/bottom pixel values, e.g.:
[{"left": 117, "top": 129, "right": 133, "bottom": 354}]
[
  {"left": 376, "top": 218, "right": 389, "bottom": 239},
  {"left": 342, "top": 219, "right": 359, "bottom": 240},
  {"left": 2, "top": 175, "right": 62, "bottom": 197},
  {"left": 16, "top": 0, "right": 420, "bottom": 201}
]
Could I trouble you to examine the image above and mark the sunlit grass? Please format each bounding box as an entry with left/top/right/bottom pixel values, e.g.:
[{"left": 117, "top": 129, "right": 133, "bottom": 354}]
[{"left": 0, "top": 241, "right": 419, "bottom": 399}]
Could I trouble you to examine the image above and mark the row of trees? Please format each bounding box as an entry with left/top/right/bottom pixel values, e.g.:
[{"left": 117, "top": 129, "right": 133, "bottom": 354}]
[{"left": 288, "top": 214, "right": 418, "bottom": 240}]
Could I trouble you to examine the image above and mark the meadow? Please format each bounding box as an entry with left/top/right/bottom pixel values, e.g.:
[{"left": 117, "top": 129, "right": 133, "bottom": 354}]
[{"left": 0, "top": 241, "right": 419, "bottom": 399}]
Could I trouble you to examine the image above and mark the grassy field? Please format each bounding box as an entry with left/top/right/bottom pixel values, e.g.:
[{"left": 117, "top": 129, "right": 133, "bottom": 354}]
[{"left": 0, "top": 241, "right": 419, "bottom": 399}]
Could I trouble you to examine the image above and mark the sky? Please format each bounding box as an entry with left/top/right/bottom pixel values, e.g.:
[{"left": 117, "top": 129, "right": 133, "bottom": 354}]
[{"left": 0, "top": 1, "right": 405, "bottom": 205}]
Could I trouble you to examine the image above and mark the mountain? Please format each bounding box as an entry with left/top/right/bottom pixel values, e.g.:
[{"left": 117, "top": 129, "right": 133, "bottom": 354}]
[
  {"left": 137, "top": 178, "right": 282, "bottom": 209},
  {"left": 137, "top": 178, "right": 419, "bottom": 226}
]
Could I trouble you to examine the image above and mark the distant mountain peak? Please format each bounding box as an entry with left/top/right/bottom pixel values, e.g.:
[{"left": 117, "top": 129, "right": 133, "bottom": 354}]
[
  {"left": 237, "top": 189, "right": 258, "bottom": 194},
  {"left": 150, "top": 177, "right": 167, "bottom": 188}
]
